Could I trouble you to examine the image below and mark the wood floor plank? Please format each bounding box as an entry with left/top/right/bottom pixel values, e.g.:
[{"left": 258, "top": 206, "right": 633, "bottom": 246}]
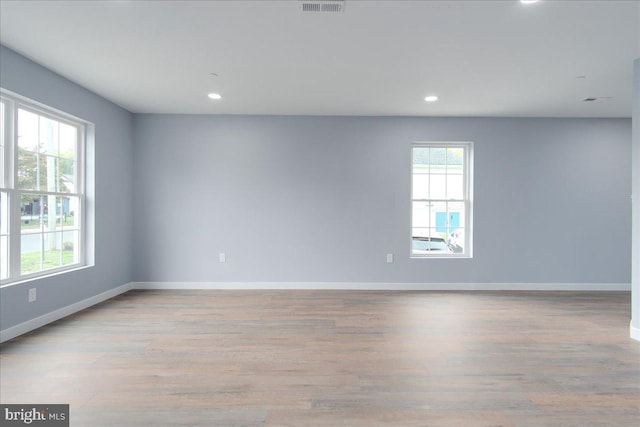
[{"left": 1, "top": 290, "right": 639, "bottom": 426}]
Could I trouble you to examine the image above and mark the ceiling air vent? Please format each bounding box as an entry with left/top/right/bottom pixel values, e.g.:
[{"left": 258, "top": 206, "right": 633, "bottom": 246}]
[
  {"left": 582, "top": 97, "right": 612, "bottom": 102},
  {"left": 300, "top": 0, "right": 345, "bottom": 13}
]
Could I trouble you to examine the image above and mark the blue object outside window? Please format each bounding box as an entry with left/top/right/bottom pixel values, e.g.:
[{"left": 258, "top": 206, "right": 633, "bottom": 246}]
[{"left": 436, "top": 212, "right": 460, "bottom": 233}]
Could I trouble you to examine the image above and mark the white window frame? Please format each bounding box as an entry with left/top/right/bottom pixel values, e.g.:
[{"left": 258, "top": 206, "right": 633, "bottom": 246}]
[
  {"left": 1, "top": 89, "right": 87, "bottom": 285},
  {"left": 411, "top": 141, "right": 473, "bottom": 259}
]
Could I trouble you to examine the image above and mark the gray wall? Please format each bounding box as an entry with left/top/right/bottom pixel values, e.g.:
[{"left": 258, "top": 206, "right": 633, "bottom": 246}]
[
  {"left": 0, "top": 44, "right": 632, "bottom": 335},
  {"left": 0, "top": 45, "right": 134, "bottom": 330},
  {"left": 133, "top": 114, "right": 631, "bottom": 284}
]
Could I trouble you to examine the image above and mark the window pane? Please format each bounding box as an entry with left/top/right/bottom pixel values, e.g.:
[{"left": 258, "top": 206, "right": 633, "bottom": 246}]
[
  {"left": 17, "top": 149, "right": 38, "bottom": 190},
  {"left": 447, "top": 174, "right": 464, "bottom": 200},
  {"left": 447, "top": 148, "right": 463, "bottom": 168},
  {"left": 40, "top": 155, "right": 58, "bottom": 192},
  {"left": 59, "top": 123, "right": 77, "bottom": 160},
  {"left": 62, "top": 230, "right": 79, "bottom": 265},
  {"left": 447, "top": 161, "right": 463, "bottom": 175},
  {"left": 43, "top": 232, "right": 63, "bottom": 269},
  {"left": 430, "top": 148, "right": 446, "bottom": 168},
  {"left": 42, "top": 195, "right": 58, "bottom": 231},
  {"left": 44, "top": 248, "right": 63, "bottom": 270},
  {"left": 43, "top": 194, "right": 61, "bottom": 232},
  {"left": 55, "top": 196, "right": 64, "bottom": 228},
  {"left": 412, "top": 201, "right": 430, "bottom": 228},
  {"left": 47, "top": 196, "right": 80, "bottom": 231},
  {"left": 60, "top": 196, "right": 80, "bottom": 229},
  {"left": 412, "top": 231, "right": 450, "bottom": 255},
  {"left": 21, "top": 233, "right": 42, "bottom": 275},
  {"left": 411, "top": 233, "right": 451, "bottom": 255},
  {"left": 21, "top": 231, "right": 67, "bottom": 275},
  {"left": 59, "top": 160, "right": 76, "bottom": 193},
  {"left": 431, "top": 202, "right": 448, "bottom": 235},
  {"left": 21, "top": 194, "right": 43, "bottom": 232},
  {"left": 449, "top": 228, "right": 465, "bottom": 254},
  {"left": 412, "top": 147, "right": 429, "bottom": 169},
  {"left": 412, "top": 174, "right": 429, "bottom": 199},
  {"left": 448, "top": 201, "right": 465, "bottom": 230},
  {"left": 447, "top": 202, "right": 465, "bottom": 253},
  {"left": 39, "top": 116, "right": 59, "bottom": 156},
  {"left": 411, "top": 227, "right": 429, "bottom": 238},
  {"left": 58, "top": 123, "right": 78, "bottom": 193},
  {"left": 429, "top": 174, "right": 446, "bottom": 200},
  {"left": 18, "top": 109, "right": 40, "bottom": 152}
]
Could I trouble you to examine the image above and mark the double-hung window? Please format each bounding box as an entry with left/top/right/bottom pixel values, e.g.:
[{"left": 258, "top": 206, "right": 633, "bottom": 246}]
[
  {"left": 411, "top": 142, "right": 473, "bottom": 258},
  {"left": 1, "top": 90, "right": 86, "bottom": 284}
]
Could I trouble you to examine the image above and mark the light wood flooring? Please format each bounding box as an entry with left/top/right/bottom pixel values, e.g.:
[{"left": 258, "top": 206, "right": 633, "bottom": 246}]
[{"left": 1, "top": 290, "right": 639, "bottom": 426}]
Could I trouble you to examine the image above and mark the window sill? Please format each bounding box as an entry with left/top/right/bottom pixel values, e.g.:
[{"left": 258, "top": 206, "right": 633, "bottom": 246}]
[
  {"left": 411, "top": 255, "right": 473, "bottom": 260},
  {"left": 0, "top": 264, "right": 92, "bottom": 288}
]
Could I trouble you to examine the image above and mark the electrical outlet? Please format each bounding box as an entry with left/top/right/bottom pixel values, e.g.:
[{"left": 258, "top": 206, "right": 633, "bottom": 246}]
[
  {"left": 386, "top": 253, "right": 394, "bottom": 264},
  {"left": 28, "top": 288, "right": 37, "bottom": 302},
  {"left": 219, "top": 252, "right": 226, "bottom": 263}
]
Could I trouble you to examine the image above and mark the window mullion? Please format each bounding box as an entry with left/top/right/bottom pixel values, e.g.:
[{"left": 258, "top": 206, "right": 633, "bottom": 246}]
[{"left": 19, "top": 190, "right": 80, "bottom": 198}]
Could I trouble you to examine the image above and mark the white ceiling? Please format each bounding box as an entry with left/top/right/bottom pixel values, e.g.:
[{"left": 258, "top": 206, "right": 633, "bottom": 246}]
[{"left": 0, "top": 0, "right": 638, "bottom": 117}]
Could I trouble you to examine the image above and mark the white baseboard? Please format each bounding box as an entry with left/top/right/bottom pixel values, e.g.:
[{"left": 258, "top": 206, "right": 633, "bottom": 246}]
[
  {"left": 0, "top": 282, "right": 133, "bottom": 343},
  {"left": 631, "top": 322, "right": 640, "bottom": 341},
  {"left": 131, "top": 282, "right": 631, "bottom": 291}
]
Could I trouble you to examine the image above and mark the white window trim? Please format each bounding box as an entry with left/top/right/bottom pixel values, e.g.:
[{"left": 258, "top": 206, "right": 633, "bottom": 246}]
[
  {"left": 1, "top": 89, "right": 90, "bottom": 286},
  {"left": 410, "top": 141, "right": 474, "bottom": 259}
]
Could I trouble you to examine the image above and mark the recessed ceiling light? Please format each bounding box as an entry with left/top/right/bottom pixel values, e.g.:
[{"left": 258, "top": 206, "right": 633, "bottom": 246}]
[
  {"left": 424, "top": 95, "right": 438, "bottom": 102},
  {"left": 520, "top": 0, "right": 539, "bottom": 4},
  {"left": 208, "top": 93, "right": 222, "bottom": 100}
]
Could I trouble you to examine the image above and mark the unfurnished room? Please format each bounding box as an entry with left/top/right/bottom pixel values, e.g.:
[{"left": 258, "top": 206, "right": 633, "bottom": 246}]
[{"left": 0, "top": 1, "right": 639, "bottom": 426}]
